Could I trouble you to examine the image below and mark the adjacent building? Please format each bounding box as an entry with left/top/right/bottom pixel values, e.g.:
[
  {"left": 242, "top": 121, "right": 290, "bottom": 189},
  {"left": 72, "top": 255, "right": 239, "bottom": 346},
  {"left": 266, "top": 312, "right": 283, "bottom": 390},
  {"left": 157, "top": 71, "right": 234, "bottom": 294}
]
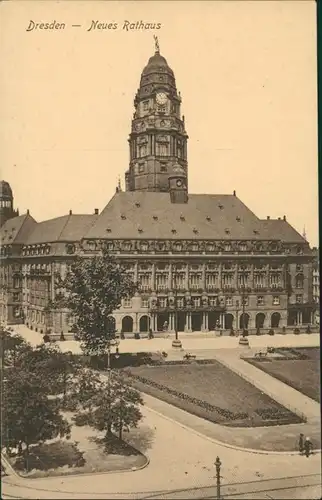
[{"left": 0, "top": 42, "right": 317, "bottom": 334}]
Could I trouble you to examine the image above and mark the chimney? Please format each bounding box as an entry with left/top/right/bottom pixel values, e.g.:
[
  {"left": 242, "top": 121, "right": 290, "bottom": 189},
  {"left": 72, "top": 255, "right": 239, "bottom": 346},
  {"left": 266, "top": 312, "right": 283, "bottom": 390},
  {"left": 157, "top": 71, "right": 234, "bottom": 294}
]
[
  {"left": 94, "top": 208, "right": 99, "bottom": 215},
  {"left": 233, "top": 190, "right": 236, "bottom": 196},
  {"left": 283, "top": 215, "right": 286, "bottom": 221},
  {"left": 27, "top": 209, "right": 29, "bottom": 215},
  {"left": 266, "top": 216, "right": 270, "bottom": 220},
  {"left": 69, "top": 210, "right": 72, "bottom": 215},
  {"left": 278, "top": 217, "right": 281, "bottom": 220}
]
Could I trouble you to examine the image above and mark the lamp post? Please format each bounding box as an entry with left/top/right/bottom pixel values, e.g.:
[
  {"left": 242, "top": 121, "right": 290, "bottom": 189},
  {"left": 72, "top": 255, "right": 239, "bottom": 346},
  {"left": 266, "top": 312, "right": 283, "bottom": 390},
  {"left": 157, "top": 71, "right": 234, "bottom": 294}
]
[
  {"left": 238, "top": 266, "right": 249, "bottom": 346},
  {"left": 215, "top": 456, "right": 222, "bottom": 499},
  {"left": 106, "top": 339, "right": 120, "bottom": 435},
  {"left": 171, "top": 265, "right": 182, "bottom": 348}
]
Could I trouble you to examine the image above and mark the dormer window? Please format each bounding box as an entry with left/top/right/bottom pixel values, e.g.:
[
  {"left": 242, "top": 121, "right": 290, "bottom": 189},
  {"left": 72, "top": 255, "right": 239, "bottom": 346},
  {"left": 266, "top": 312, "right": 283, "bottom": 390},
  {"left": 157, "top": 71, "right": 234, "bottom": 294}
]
[
  {"left": 121, "top": 214, "right": 126, "bottom": 220},
  {"left": 218, "top": 204, "right": 224, "bottom": 210},
  {"left": 106, "top": 228, "right": 112, "bottom": 233},
  {"left": 153, "top": 215, "right": 158, "bottom": 221},
  {"left": 143, "top": 101, "right": 149, "bottom": 111},
  {"left": 180, "top": 214, "right": 185, "bottom": 221},
  {"left": 236, "top": 216, "right": 241, "bottom": 222},
  {"left": 224, "top": 243, "right": 231, "bottom": 252},
  {"left": 206, "top": 216, "right": 211, "bottom": 221},
  {"left": 171, "top": 229, "right": 177, "bottom": 234},
  {"left": 138, "top": 227, "right": 143, "bottom": 233},
  {"left": 193, "top": 228, "right": 198, "bottom": 234},
  {"left": 253, "top": 230, "right": 259, "bottom": 235},
  {"left": 135, "top": 202, "right": 141, "bottom": 208},
  {"left": 225, "top": 228, "right": 230, "bottom": 235}
]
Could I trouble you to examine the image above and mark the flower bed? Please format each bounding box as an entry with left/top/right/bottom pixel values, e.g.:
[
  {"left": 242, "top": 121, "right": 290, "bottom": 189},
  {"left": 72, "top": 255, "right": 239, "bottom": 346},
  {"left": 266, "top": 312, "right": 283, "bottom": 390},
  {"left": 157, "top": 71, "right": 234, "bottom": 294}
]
[{"left": 125, "top": 363, "right": 303, "bottom": 427}]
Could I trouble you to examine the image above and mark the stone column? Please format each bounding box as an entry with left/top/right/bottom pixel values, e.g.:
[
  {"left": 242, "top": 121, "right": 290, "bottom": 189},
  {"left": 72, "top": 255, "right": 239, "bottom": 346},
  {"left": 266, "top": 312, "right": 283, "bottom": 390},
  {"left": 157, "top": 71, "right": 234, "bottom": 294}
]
[
  {"left": 185, "top": 312, "right": 192, "bottom": 332},
  {"left": 298, "top": 310, "right": 302, "bottom": 325},
  {"left": 168, "top": 262, "right": 173, "bottom": 290},
  {"left": 202, "top": 312, "right": 209, "bottom": 331},
  {"left": 151, "top": 263, "right": 156, "bottom": 291},
  {"left": 202, "top": 263, "right": 206, "bottom": 290},
  {"left": 220, "top": 312, "right": 225, "bottom": 329},
  {"left": 218, "top": 263, "right": 222, "bottom": 291},
  {"left": 185, "top": 265, "right": 189, "bottom": 290},
  {"left": 134, "top": 261, "right": 138, "bottom": 282}
]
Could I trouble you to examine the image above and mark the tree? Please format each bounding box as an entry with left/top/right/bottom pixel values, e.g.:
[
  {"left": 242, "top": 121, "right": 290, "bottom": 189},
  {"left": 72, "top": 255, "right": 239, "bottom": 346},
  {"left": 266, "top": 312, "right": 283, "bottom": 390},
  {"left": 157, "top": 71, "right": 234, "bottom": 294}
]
[
  {"left": 53, "top": 247, "right": 137, "bottom": 354},
  {"left": 71, "top": 371, "right": 143, "bottom": 441},
  {"left": 2, "top": 369, "right": 71, "bottom": 467},
  {"left": 0, "top": 328, "right": 32, "bottom": 368}
]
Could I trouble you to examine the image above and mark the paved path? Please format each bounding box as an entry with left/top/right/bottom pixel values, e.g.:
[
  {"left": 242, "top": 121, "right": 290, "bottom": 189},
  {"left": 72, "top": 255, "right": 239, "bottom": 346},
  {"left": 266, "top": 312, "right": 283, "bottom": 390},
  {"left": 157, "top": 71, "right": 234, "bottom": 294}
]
[
  {"left": 11, "top": 325, "right": 320, "bottom": 355},
  {"left": 2, "top": 401, "right": 321, "bottom": 500},
  {"left": 212, "top": 349, "right": 320, "bottom": 423}
]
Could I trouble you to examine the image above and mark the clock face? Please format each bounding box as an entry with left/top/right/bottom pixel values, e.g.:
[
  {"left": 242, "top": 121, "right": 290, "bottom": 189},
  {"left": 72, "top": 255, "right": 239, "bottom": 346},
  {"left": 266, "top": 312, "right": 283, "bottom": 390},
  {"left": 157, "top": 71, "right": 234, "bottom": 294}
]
[
  {"left": 156, "top": 92, "right": 168, "bottom": 105},
  {"left": 176, "top": 179, "right": 183, "bottom": 187}
]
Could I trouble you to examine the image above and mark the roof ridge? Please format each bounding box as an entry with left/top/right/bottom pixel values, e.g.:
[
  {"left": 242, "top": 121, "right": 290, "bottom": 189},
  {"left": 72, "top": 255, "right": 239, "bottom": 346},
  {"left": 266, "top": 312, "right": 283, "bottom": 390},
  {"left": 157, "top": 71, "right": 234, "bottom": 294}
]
[{"left": 56, "top": 214, "right": 72, "bottom": 242}]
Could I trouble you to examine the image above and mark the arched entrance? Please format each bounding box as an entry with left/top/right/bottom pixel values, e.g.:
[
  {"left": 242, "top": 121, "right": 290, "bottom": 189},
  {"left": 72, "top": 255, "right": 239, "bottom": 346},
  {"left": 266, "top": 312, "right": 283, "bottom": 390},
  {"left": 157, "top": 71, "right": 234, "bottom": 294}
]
[
  {"left": 208, "top": 312, "right": 220, "bottom": 330},
  {"left": 122, "top": 315, "right": 133, "bottom": 333},
  {"left": 139, "top": 315, "right": 149, "bottom": 333},
  {"left": 255, "top": 313, "right": 265, "bottom": 329},
  {"left": 176, "top": 312, "right": 186, "bottom": 332},
  {"left": 157, "top": 312, "right": 169, "bottom": 331},
  {"left": 191, "top": 312, "right": 202, "bottom": 332},
  {"left": 239, "top": 313, "right": 250, "bottom": 330},
  {"left": 224, "top": 313, "right": 234, "bottom": 330},
  {"left": 271, "top": 312, "right": 281, "bottom": 328}
]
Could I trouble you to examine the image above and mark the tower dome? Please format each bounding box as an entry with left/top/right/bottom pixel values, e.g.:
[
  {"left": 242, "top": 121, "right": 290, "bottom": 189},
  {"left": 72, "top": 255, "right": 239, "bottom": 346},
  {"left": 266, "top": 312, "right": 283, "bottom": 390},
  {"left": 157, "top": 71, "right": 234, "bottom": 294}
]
[
  {"left": 0, "top": 180, "right": 13, "bottom": 200},
  {"left": 141, "top": 53, "right": 174, "bottom": 78}
]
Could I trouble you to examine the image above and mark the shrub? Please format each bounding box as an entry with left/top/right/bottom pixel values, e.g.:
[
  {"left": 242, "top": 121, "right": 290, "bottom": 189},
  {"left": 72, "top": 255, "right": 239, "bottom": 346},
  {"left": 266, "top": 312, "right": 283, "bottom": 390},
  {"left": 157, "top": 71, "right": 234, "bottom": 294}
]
[
  {"left": 43, "top": 334, "right": 50, "bottom": 343},
  {"left": 306, "top": 325, "right": 311, "bottom": 333},
  {"left": 134, "top": 333, "right": 140, "bottom": 340},
  {"left": 294, "top": 328, "right": 300, "bottom": 334},
  {"left": 229, "top": 329, "right": 235, "bottom": 336},
  {"left": 256, "top": 328, "right": 261, "bottom": 336},
  {"left": 72, "top": 413, "right": 89, "bottom": 427},
  {"left": 268, "top": 329, "right": 275, "bottom": 336}
]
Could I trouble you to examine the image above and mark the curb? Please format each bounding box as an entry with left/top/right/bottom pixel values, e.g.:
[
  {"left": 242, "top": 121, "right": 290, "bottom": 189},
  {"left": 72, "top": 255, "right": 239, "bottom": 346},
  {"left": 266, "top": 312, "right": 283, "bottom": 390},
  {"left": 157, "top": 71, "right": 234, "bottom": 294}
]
[
  {"left": 144, "top": 403, "right": 322, "bottom": 456},
  {"left": 1, "top": 449, "right": 149, "bottom": 481}
]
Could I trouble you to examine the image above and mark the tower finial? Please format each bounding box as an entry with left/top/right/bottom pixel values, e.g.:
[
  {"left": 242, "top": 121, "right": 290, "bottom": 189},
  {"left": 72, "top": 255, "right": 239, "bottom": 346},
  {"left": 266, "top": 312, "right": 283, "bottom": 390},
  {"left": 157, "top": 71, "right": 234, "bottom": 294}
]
[
  {"left": 302, "top": 225, "right": 307, "bottom": 240},
  {"left": 118, "top": 175, "right": 122, "bottom": 191},
  {"left": 154, "top": 35, "right": 160, "bottom": 54}
]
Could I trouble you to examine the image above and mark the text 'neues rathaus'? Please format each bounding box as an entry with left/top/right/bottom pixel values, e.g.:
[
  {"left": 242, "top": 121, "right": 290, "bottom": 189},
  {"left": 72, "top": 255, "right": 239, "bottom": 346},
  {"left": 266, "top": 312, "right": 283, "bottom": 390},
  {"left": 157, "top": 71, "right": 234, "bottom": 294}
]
[{"left": 0, "top": 41, "right": 317, "bottom": 335}]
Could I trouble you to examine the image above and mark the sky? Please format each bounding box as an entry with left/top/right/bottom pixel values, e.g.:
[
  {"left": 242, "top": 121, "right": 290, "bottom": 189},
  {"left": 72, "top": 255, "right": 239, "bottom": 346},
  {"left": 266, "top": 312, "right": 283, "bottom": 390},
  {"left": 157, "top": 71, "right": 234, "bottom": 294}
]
[{"left": 0, "top": 0, "right": 318, "bottom": 246}]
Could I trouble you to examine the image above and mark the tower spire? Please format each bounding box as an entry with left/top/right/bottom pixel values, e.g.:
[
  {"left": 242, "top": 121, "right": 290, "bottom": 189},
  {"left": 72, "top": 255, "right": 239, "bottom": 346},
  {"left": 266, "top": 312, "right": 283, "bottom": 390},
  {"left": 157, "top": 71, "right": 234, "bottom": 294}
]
[
  {"left": 153, "top": 35, "right": 160, "bottom": 54},
  {"left": 302, "top": 225, "right": 307, "bottom": 240}
]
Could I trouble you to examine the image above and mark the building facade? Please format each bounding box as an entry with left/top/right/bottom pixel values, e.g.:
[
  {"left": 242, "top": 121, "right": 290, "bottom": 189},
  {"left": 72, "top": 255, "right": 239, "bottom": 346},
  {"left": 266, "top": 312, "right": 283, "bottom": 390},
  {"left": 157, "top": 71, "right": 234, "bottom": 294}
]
[{"left": 0, "top": 42, "right": 317, "bottom": 334}]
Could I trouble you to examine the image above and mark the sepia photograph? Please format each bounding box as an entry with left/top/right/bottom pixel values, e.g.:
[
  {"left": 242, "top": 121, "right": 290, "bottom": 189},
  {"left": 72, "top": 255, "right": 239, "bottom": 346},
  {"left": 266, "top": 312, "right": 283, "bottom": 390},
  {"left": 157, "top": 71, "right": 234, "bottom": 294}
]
[{"left": 0, "top": 1, "right": 320, "bottom": 499}]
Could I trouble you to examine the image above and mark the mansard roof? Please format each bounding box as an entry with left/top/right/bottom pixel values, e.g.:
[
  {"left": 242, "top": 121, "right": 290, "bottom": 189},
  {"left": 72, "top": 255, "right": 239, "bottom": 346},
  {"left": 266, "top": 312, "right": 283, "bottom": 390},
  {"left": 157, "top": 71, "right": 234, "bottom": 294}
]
[
  {"left": 84, "top": 191, "right": 303, "bottom": 242},
  {"left": 26, "top": 214, "right": 98, "bottom": 245},
  {"left": 261, "top": 219, "right": 306, "bottom": 244},
  {"left": 0, "top": 213, "right": 37, "bottom": 245}
]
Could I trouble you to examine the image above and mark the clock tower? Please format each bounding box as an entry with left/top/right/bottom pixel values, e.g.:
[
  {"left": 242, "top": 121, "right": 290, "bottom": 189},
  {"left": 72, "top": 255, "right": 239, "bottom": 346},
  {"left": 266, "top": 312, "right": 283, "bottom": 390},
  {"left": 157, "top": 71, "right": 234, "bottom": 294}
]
[{"left": 125, "top": 38, "right": 189, "bottom": 193}]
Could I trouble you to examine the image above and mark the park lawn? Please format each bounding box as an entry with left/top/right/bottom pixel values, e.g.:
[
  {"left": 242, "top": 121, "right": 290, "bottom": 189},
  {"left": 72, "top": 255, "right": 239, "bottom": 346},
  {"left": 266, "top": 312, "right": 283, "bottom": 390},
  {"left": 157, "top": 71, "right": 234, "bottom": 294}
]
[
  {"left": 128, "top": 361, "right": 302, "bottom": 427},
  {"left": 9, "top": 411, "right": 147, "bottom": 478},
  {"left": 246, "top": 347, "right": 320, "bottom": 403}
]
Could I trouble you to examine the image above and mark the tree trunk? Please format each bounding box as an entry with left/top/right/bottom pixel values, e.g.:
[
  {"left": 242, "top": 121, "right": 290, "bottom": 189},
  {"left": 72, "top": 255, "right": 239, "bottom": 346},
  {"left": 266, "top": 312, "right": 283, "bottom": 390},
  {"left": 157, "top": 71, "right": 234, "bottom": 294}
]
[
  {"left": 17, "top": 441, "right": 22, "bottom": 456},
  {"left": 119, "top": 419, "right": 122, "bottom": 441}
]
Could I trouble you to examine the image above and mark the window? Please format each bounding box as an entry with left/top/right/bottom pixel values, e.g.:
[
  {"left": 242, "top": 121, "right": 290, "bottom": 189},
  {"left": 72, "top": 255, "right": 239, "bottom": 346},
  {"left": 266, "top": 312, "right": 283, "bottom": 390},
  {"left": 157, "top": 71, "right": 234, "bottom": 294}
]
[
  {"left": 224, "top": 243, "right": 231, "bottom": 252},
  {"left": 156, "top": 274, "right": 168, "bottom": 290},
  {"left": 159, "top": 297, "right": 167, "bottom": 308},
  {"left": 296, "top": 246, "right": 303, "bottom": 255},
  {"left": 138, "top": 145, "right": 147, "bottom": 158},
  {"left": 123, "top": 298, "right": 132, "bottom": 308},
  {"left": 257, "top": 295, "right": 264, "bottom": 306},
  {"left": 138, "top": 163, "right": 145, "bottom": 173},
  {"left": 222, "top": 273, "right": 233, "bottom": 288},
  {"left": 193, "top": 297, "right": 201, "bottom": 307},
  {"left": 141, "top": 299, "right": 149, "bottom": 308},
  {"left": 143, "top": 101, "right": 149, "bottom": 111},
  {"left": 189, "top": 274, "right": 202, "bottom": 289},
  {"left": 226, "top": 297, "right": 233, "bottom": 306},
  {"left": 296, "top": 264, "right": 303, "bottom": 272},
  {"left": 296, "top": 294, "right": 303, "bottom": 304},
  {"left": 160, "top": 164, "right": 167, "bottom": 172},
  {"left": 270, "top": 274, "right": 281, "bottom": 288},
  {"left": 139, "top": 274, "right": 151, "bottom": 290},
  {"left": 191, "top": 243, "right": 199, "bottom": 251},
  {"left": 254, "top": 274, "right": 265, "bottom": 288},
  {"left": 177, "top": 298, "right": 184, "bottom": 308},
  {"left": 174, "top": 243, "right": 182, "bottom": 252},
  {"left": 238, "top": 274, "right": 249, "bottom": 288},
  {"left": 295, "top": 275, "right": 304, "bottom": 288},
  {"left": 273, "top": 296, "right": 280, "bottom": 305},
  {"left": 239, "top": 243, "right": 247, "bottom": 252},
  {"left": 206, "top": 273, "right": 218, "bottom": 289},
  {"left": 156, "top": 143, "right": 168, "bottom": 156},
  {"left": 210, "top": 297, "right": 218, "bottom": 307},
  {"left": 173, "top": 273, "right": 185, "bottom": 289},
  {"left": 13, "top": 293, "right": 19, "bottom": 302}
]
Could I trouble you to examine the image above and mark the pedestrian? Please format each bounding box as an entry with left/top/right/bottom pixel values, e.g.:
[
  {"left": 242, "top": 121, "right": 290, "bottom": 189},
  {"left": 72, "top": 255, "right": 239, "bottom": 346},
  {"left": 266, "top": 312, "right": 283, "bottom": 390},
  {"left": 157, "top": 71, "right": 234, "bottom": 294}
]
[
  {"left": 298, "top": 433, "right": 304, "bottom": 455},
  {"left": 148, "top": 328, "right": 154, "bottom": 339},
  {"left": 304, "top": 437, "right": 312, "bottom": 458}
]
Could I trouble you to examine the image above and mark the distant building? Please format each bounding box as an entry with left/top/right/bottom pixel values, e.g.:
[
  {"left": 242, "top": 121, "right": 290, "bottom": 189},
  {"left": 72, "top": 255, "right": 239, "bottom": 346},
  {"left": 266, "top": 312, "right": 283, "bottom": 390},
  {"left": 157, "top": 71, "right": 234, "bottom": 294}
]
[
  {"left": 0, "top": 42, "right": 317, "bottom": 333},
  {"left": 312, "top": 247, "right": 319, "bottom": 324}
]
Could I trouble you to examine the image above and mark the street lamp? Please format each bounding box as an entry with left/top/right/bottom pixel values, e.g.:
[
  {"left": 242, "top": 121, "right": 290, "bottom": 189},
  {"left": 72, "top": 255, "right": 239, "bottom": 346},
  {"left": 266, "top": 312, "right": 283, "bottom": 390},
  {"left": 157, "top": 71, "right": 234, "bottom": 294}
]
[
  {"left": 106, "top": 340, "right": 120, "bottom": 436},
  {"left": 239, "top": 265, "right": 249, "bottom": 346},
  {"left": 171, "top": 265, "right": 182, "bottom": 349},
  {"left": 215, "top": 456, "right": 222, "bottom": 499},
  {"left": 235, "top": 300, "right": 239, "bottom": 336}
]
